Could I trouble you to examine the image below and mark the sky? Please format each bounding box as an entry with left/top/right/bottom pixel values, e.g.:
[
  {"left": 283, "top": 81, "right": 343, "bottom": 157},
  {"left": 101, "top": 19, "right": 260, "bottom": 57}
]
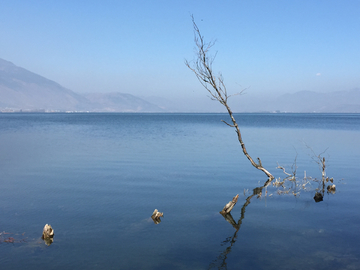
[{"left": 1, "top": 0, "right": 360, "bottom": 101}]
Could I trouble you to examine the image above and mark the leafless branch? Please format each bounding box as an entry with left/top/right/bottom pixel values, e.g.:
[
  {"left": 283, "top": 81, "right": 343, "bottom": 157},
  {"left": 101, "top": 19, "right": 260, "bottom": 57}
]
[
  {"left": 185, "top": 15, "right": 274, "bottom": 182},
  {"left": 221, "top": 120, "right": 235, "bottom": 127},
  {"left": 276, "top": 164, "right": 293, "bottom": 177},
  {"left": 303, "top": 143, "right": 329, "bottom": 178}
]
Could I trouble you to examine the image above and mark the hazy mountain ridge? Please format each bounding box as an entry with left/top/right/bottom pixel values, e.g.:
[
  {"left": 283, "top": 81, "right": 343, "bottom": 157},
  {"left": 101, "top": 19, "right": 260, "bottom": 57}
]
[
  {"left": 273, "top": 89, "right": 360, "bottom": 113},
  {"left": 1, "top": 58, "right": 359, "bottom": 113},
  {"left": 84, "top": 92, "right": 164, "bottom": 112},
  {"left": 0, "top": 58, "right": 91, "bottom": 111},
  {"left": 0, "top": 58, "right": 163, "bottom": 112}
]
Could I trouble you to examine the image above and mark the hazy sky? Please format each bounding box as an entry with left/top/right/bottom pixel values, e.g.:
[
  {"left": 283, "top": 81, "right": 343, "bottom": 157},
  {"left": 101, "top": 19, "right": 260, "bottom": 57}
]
[{"left": 1, "top": 0, "right": 359, "bottom": 100}]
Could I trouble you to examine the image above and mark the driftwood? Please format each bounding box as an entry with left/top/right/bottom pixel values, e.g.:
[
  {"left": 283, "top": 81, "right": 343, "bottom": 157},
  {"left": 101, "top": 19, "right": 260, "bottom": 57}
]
[
  {"left": 220, "top": 194, "right": 239, "bottom": 215},
  {"left": 41, "top": 224, "right": 54, "bottom": 246},
  {"left": 151, "top": 209, "right": 164, "bottom": 224}
]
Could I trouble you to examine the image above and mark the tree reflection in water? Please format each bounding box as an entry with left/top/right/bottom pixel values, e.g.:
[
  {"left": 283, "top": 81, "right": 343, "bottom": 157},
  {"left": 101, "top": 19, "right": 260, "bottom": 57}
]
[
  {"left": 208, "top": 185, "right": 264, "bottom": 269},
  {"left": 208, "top": 167, "right": 338, "bottom": 269}
]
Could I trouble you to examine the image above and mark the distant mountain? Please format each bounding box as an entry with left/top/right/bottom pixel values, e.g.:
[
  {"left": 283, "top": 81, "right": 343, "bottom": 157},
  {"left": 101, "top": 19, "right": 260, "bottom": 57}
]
[
  {"left": 0, "top": 58, "right": 163, "bottom": 112},
  {"left": 1, "top": 57, "right": 360, "bottom": 113},
  {"left": 84, "top": 92, "right": 164, "bottom": 112},
  {"left": 0, "top": 58, "right": 90, "bottom": 111},
  {"left": 273, "top": 89, "right": 360, "bottom": 113},
  {"left": 224, "top": 89, "right": 360, "bottom": 113}
]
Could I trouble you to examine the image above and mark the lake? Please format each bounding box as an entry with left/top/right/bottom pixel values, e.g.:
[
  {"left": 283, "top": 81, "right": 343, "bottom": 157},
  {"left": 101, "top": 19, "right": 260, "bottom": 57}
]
[{"left": 0, "top": 113, "right": 359, "bottom": 269}]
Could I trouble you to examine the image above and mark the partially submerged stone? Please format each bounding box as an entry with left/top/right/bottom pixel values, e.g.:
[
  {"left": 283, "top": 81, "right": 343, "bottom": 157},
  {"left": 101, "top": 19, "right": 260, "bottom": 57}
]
[
  {"left": 327, "top": 184, "right": 336, "bottom": 194},
  {"left": 151, "top": 209, "right": 164, "bottom": 224},
  {"left": 314, "top": 192, "right": 323, "bottom": 202},
  {"left": 42, "top": 224, "right": 54, "bottom": 246}
]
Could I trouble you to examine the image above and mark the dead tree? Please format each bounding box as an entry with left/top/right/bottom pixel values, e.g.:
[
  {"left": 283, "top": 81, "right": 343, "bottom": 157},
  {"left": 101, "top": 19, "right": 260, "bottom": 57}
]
[{"left": 185, "top": 16, "right": 274, "bottom": 182}]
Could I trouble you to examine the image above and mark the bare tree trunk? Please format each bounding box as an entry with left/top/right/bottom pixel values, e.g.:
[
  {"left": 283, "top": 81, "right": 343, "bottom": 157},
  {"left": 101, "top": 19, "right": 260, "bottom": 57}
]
[
  {"left": 225, "top": 107, "right": 274, "bottom": 181},
  {"left": 185, "top": 16, "right": 274, "bottom": 182}
]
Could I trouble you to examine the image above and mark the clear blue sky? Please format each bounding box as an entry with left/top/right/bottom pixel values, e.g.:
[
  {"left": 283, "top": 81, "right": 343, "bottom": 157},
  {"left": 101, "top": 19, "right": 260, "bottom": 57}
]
[{"left": 1, "top": 0, "right": 359, "bottom": 100}]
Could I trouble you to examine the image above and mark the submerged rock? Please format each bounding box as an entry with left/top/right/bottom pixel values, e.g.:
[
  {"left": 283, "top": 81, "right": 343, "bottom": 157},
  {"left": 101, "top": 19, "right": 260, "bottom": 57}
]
[{"left": 314, "top": 192, "right": 323, "bottom": 202}]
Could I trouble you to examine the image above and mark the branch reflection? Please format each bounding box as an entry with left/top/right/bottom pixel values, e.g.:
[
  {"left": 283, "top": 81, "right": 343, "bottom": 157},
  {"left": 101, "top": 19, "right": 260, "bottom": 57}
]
[
  {"left": 209, "top": 185, "right": 264, "bottom": 269},
  {"left": 209, "top": 165, "right": 338, "bottom": 269}
]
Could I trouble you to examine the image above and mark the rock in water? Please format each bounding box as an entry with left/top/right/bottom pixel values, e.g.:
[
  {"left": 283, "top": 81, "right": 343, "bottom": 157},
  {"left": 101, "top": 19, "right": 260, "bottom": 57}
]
[
  {"left": 151, "top": 209, "right": 164, "bottom": 224},
  {"left": 327, "top": 184, "right": 336, "bottom": 194},
  {"left": 314, "top": 192, "right": 323, "bottom": 202},
  {"left": 42, "top": 224, "right": 54, "bottom": 245}
]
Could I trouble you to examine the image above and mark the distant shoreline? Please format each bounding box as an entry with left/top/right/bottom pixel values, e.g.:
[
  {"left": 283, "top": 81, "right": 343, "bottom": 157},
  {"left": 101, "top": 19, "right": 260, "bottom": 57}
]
[{"left": 1, "top": 110, "right": 360, "bottom": 115}]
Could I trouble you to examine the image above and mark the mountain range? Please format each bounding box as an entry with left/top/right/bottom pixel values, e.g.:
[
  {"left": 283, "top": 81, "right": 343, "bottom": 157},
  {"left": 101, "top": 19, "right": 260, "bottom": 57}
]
[
  {"left": 228, "top": 88, "right": 360, "bottom": 113},
  {"left": 0, "top": 58, "right": 164, "bottom": 112},
  {"left": 1, "top": 57, "right": 359, "bottom": 113}
]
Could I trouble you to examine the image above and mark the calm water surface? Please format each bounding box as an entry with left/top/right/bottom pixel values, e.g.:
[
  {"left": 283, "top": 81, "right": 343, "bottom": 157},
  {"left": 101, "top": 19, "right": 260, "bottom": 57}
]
[{"left": 0, "top": 113, "right": 359, "bottom": 269}]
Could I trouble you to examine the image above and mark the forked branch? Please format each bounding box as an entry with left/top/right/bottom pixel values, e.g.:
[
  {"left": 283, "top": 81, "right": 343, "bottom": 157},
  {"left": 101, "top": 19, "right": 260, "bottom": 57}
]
[{"left": 185, "top": 16, "right": 274, "bottom": 182}]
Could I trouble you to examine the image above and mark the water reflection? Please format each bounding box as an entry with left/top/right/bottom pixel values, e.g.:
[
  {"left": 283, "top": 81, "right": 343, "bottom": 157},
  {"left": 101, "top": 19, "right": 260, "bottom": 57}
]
[
  {"left": 274, "top": 160, "right": 337, "bottom": 202},
  {"left": 210, "top": 165, "right": 338, "bottom": 269},
  {"left": 209, "top": 184, "right": 265, "bottom": 269},
  {"left": 42, "top": 236, "right": 54, "bottom": 246}
]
